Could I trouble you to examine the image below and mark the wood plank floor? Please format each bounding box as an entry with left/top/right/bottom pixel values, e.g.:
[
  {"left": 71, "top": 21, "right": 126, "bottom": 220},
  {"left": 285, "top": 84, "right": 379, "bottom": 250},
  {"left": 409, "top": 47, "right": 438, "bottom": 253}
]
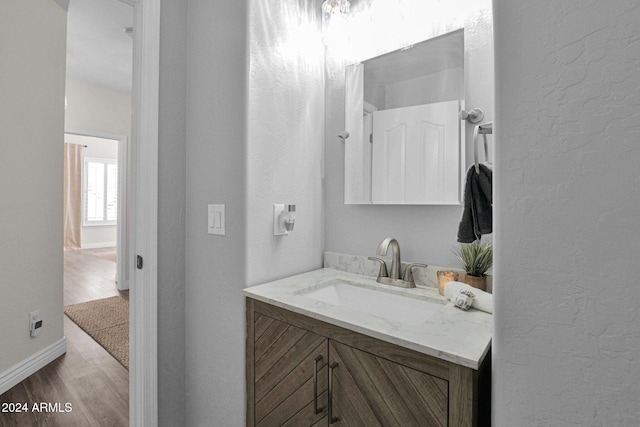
[{"left": 0, "top": 249, "right": 129, "bottom": 427}]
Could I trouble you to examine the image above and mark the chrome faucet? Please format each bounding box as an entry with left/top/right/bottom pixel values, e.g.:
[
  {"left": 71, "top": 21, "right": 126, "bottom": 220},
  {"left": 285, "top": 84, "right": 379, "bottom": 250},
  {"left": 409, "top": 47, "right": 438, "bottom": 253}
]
[
  {"left": 377, "top": 237, "right": 402, "bottom": 280},
  {"left": 368, "top": 237, "right": 428, "bottom": 289}
]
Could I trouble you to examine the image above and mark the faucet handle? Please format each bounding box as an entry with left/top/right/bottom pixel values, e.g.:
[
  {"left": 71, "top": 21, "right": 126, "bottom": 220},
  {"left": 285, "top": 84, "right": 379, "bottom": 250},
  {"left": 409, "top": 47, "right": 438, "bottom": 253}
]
[
  {"left": 368, "top": 257, "right": 389, "bottom": 278},
  {"left": 402, "top": 263, "right": 429, "bottom": 284}
]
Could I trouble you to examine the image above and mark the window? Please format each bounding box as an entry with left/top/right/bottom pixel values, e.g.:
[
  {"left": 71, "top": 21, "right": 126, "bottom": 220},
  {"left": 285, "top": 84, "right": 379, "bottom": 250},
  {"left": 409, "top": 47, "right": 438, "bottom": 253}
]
[{"left": 83, "top": 157, "right": 118, "bottom": 226}]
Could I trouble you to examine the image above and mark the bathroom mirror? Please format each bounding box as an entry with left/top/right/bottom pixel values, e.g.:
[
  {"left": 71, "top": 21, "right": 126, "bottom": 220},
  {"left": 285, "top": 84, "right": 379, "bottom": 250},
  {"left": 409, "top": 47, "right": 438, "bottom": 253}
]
[{"left": 344, "top": 29, "right": 465, "bottom": 205}]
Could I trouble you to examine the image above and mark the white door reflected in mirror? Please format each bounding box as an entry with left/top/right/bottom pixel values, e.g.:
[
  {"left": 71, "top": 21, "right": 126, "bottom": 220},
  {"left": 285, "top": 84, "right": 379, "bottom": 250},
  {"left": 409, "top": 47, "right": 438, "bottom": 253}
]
[
  {"left": 344, "top": 29, "right": 465, "bottom": 205},
  {"left": 371, "top": 100, "right": 461, "bottom": 204}
]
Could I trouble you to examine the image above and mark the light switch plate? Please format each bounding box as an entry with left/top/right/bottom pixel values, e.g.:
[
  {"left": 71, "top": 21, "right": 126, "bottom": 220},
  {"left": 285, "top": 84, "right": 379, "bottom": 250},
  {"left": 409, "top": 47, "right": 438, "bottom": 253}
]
[{"left": 208, "top": 204, "right": 225, "bottom": 235}]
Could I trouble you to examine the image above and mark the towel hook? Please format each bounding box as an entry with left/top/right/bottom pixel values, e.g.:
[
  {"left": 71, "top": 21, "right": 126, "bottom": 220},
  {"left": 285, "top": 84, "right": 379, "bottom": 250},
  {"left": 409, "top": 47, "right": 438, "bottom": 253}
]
[{"left": 473, "top": 122, "right": 492, "bottom": 174}]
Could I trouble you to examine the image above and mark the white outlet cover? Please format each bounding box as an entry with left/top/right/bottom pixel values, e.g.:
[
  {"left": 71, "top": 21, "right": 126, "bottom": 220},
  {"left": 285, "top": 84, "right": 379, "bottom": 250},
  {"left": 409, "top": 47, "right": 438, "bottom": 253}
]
[
  {"left": 208, "top": 204, "right": 225, "bottom": 236},
  {"left": 273, "top": 204, "right": 288, "bottom": 236},
  {"left": 30, "top": 310, "right": 41, "bottom": 337}
]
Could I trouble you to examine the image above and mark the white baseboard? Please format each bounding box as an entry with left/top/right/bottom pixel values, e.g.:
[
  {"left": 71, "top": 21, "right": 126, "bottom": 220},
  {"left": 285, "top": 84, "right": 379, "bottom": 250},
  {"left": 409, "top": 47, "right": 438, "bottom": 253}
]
[
  {"left": 81, "top": 242, "right": 117, "bottom": 249},
  {"left": 0, "top": 337, "right": 67, "bottom": 395}
]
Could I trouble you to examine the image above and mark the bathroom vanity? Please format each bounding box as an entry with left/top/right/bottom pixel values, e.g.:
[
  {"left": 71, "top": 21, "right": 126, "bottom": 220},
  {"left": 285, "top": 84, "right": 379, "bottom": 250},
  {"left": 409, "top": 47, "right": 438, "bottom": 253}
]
[{"left": 243, "top": 268, "right": 492, "bottom": 426}]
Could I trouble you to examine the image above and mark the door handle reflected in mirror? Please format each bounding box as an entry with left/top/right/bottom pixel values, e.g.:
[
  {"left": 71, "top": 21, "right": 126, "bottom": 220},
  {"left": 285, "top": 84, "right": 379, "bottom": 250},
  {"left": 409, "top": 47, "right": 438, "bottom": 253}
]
[{"left": 458, "top": 108, "right": 484, "bottom": 123}]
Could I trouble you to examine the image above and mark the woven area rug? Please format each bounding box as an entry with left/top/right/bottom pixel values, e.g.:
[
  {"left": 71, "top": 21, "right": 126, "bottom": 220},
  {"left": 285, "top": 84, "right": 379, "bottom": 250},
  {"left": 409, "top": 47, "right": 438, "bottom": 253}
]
[{"left": 64, "top": 296, "right": 129, "bottom": 369}]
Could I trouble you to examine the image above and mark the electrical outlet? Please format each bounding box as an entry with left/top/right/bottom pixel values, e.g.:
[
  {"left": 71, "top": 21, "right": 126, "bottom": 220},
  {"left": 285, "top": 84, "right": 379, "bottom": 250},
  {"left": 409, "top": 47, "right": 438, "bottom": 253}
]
[{"left": 29, "top": 310, "right": 42, "bottom": 337}]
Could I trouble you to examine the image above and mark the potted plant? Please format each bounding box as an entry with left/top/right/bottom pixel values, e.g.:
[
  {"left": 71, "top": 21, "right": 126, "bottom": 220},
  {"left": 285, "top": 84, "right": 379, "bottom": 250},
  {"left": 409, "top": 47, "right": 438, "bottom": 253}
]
[{"left": 453, "top": 242, "right": 493, "bottom": 291}]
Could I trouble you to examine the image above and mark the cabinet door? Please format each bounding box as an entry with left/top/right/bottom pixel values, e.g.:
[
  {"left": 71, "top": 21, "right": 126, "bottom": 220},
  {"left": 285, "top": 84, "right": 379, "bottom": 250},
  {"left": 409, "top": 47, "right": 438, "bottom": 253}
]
[
  {"left": 253, "top": 313, "right": 328, "bottom": 426},
  {"left": 328, "top": 341, "right": 448, "bottom": 427}
]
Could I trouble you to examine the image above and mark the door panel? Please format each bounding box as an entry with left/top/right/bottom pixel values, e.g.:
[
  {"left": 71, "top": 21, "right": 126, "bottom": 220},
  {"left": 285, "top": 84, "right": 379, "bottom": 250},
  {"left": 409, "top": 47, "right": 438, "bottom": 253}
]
[
  {"left": 254, "top": 314, "right": 328, "bottom": 426},
  {"left": 344, "top": 63, "right": 366, "bottom": 203},
  {"left": 372, "top": 100, "right": 461, "bottom": 204},
  {"left": 329, "top": 341, "right": 448, "bottom": 427}
]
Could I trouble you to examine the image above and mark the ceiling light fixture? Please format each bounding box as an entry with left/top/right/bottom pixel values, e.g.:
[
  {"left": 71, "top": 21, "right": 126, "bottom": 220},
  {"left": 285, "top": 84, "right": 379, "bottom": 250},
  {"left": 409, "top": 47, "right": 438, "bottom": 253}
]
[
  {"left": 322, "top": 0, "right": 350, "bottom": 19},
  {"left": 322, "top": 0, "right": 350, "bottom": 46}
]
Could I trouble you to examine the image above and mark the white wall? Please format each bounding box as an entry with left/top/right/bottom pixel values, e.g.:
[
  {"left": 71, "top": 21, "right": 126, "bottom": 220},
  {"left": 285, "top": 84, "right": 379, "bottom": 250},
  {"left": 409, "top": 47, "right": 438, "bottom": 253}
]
[
  {"left": 247, "top": 0, "right": 325, "bottom": 286},
  {"left": 324, "top": 0, "right": 493, "bottom": 267},
  {"left": 65, "top": 134, "right": 118, "bottom": 160},
  {"left": 0, "top": 0, "right": 66, "bottom": 373},
  {"left": 184, "top": 1, "right": 324, "bottom": 425},
  {"left": 494, "top": 1, "right": 640, "bottom": 425},
  {"left": 157, "top": 0, "right": 187, "bottom": 424},
  {"left": 64, "top": 133, "right": 119, "bottom": 248},
  {"left": 385, "top": 67, "right": 464, "bottom": 109},
  {"left": 64, "top": 78, "right": 131, "bottom": 273},
  {"left": 65, "top": 78, "right": 131, "bottom": 140},
  {"left": 185, "top": 1, "right": 248, "bottom": 425}
]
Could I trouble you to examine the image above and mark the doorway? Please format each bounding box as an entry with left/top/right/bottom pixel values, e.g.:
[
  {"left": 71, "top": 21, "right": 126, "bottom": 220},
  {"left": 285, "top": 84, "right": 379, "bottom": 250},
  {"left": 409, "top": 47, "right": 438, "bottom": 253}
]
[
  {"left": 64, "top": 0, "right": 136, "bottom": 425},
  {"left": 0, "top": 0, "right": 158, "bottom": 424},
  {"left": 63, "top": 131, "right": 129, "bottom": 291},
  {"left": 60, "top": 0, "right": 134, "bottom": 423},
  {"left": 65, "top": 0, "right": 160, "bottom": 422},
  {"left": 67, "top": 0, "right": 161, "bottom": 423}
]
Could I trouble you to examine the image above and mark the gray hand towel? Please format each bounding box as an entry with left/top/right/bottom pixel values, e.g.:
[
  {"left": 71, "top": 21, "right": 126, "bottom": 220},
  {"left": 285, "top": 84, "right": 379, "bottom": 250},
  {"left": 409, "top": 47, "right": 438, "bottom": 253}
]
[{"left": 457, "top": 163, "right": 492, "bottom": 243}]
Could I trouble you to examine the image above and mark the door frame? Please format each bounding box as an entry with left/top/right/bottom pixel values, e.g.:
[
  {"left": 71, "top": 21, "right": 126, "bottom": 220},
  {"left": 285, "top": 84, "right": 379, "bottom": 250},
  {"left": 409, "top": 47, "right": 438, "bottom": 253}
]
[
  {"left": 64, "top": 128, "right": 129, "bottom": 291},
  {"left": 129, "top": 0, "right": 160, "bottom": 425}
]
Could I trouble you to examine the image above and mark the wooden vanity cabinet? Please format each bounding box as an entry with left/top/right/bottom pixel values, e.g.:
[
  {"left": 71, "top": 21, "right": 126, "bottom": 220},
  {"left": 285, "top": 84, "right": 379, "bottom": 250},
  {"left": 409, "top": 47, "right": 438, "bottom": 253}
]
[
  {"left": 329, "top": 340, "right": 448, "bottom": 426},
  {"left": 251, "top": 311, "right": 328, "bottom": 426},
  {"left": 246, "top": 298, "right": 491, "bottom": 427}
]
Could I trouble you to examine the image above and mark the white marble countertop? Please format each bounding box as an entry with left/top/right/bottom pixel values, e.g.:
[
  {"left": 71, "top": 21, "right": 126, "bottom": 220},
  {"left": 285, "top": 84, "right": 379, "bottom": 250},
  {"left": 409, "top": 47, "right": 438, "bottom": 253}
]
[{"left": 242, "top": 268, "right": 492, "bottom": 370}]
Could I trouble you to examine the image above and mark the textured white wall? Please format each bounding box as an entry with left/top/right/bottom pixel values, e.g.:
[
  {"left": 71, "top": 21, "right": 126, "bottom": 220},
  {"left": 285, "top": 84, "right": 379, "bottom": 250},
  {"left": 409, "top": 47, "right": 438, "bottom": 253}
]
[
  {"left": 246, "top": 0, "right": 325, "bottom": 286},
  {"left": 324, "top": 0, "right": 493, "bottom": 267},
  {"left": 185, "top": 0, "right": 248, "bottom": 425},
  {"left": 494, "top": 1, "right": 640, "bottom": 424},
  {"left": 184, "top": 1, "right": 324, "bottom": 424},
  {"left": 0, "top": 0, "right": 66, "bottom": 373}
]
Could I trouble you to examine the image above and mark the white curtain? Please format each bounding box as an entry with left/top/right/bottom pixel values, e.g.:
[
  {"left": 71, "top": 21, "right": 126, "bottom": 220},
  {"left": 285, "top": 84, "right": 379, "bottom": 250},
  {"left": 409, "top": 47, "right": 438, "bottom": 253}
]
[{"left": 63, "top": 143, "right": 83, "bottom": 249}]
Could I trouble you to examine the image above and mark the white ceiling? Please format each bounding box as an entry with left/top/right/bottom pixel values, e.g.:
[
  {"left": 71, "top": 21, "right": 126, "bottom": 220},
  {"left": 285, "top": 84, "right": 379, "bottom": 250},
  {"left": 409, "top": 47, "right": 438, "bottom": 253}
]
[{"left": 66, "top": 0, "right": 133, "bottom": 93}]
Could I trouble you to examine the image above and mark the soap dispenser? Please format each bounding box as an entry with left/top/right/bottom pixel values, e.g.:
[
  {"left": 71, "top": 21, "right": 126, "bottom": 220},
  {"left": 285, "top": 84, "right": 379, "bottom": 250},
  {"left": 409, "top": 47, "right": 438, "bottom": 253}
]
[
  {"left": 282, "top": 205, "right": 295, "bottom": 232},
  {"left": 273, "top": 204, "right": 296, "bottom": 235}
]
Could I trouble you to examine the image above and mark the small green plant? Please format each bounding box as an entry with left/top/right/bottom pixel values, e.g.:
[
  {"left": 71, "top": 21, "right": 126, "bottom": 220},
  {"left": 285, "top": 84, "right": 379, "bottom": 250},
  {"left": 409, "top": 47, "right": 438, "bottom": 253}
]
[{"left": 454, "top": 242, "right": 493, "bottom": 277}]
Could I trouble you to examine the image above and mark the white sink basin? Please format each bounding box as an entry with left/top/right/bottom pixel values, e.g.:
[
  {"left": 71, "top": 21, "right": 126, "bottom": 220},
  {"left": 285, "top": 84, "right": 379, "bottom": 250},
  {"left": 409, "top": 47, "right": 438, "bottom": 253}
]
[{"left": 300, "top": 280, "right": 444, "bottom": 326}]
